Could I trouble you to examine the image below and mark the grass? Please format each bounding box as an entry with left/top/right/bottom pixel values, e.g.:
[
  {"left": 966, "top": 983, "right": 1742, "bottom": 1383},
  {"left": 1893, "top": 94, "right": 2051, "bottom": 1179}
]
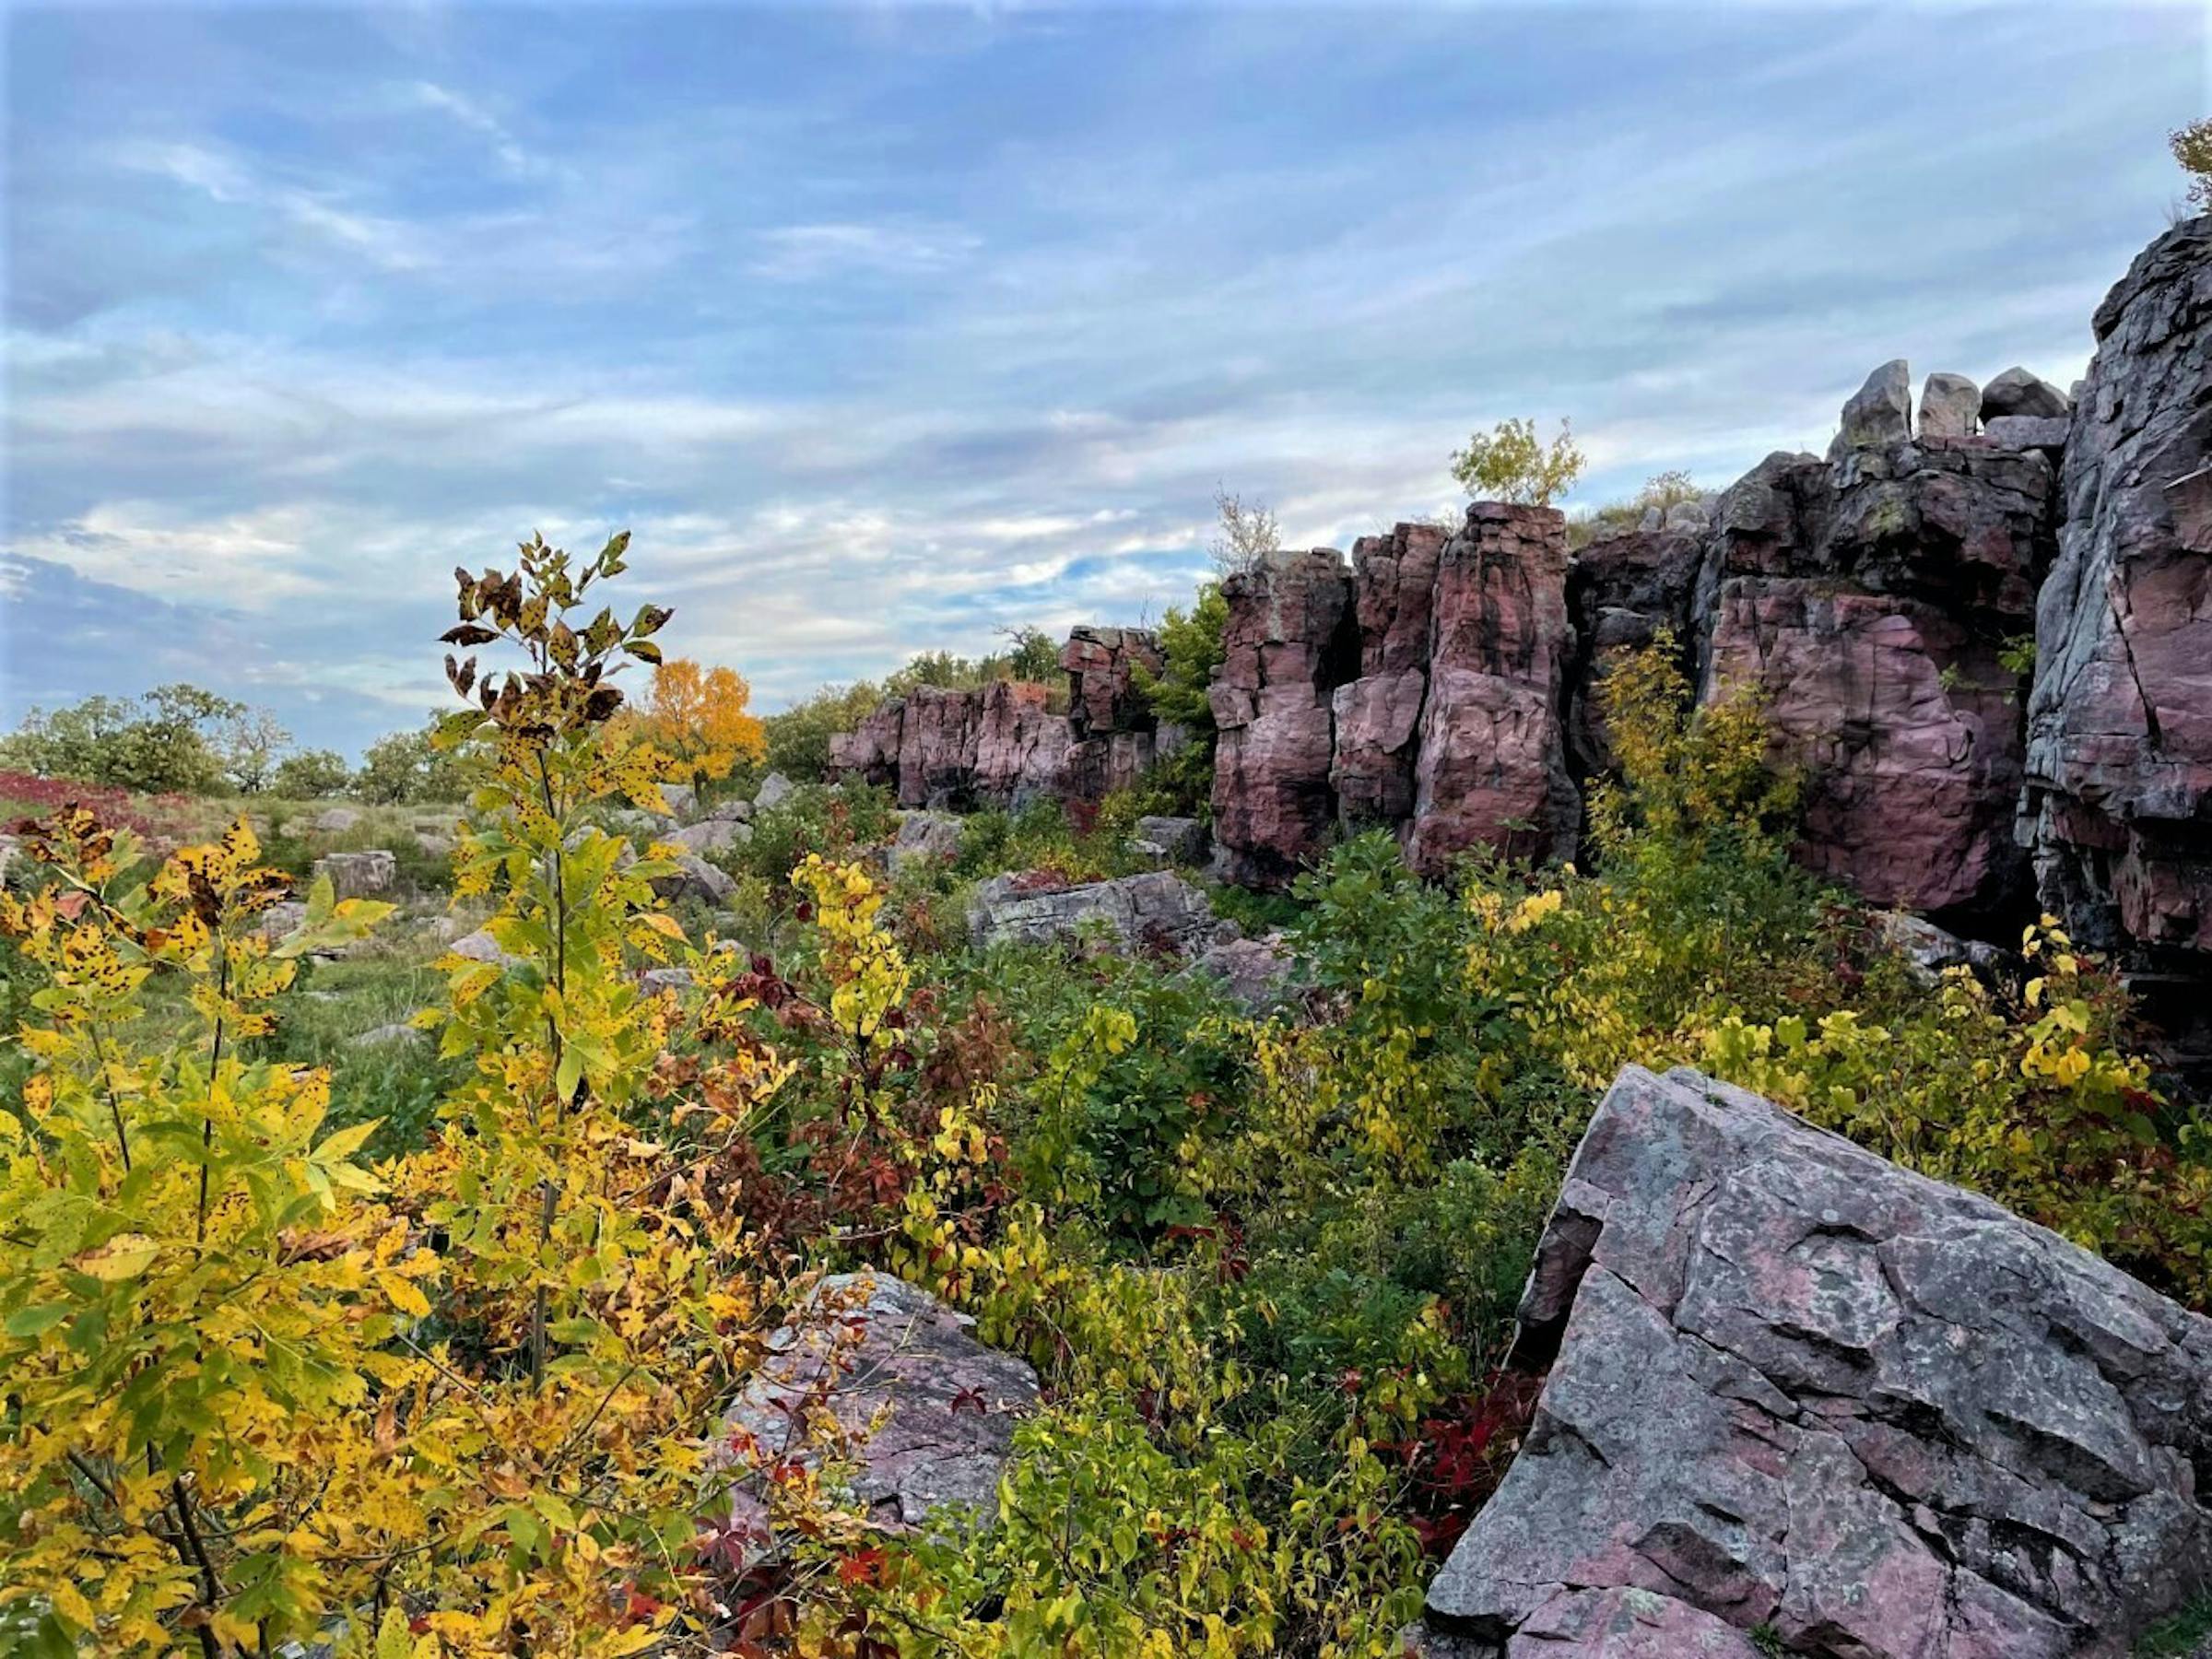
[{"left": 2139, "top": 1596, "right": 2212, "bottom": 1657}]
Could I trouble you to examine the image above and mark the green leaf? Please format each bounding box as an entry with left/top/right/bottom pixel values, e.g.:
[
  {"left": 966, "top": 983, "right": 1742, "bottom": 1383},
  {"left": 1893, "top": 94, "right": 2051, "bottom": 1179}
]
[
  {"left": 6, "top": 1304, "right": 70, "bottom": 1338},
  {"left": 313, "top": 1118, "right": 383, "bottom": 1164}
]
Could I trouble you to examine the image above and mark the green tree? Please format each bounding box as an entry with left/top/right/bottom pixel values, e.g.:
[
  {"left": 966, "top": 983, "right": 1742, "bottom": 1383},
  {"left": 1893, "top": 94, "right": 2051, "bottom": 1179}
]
[
  {"left": 1451, "top": 418, "right": 1585, "bottom": 507},
  {"left": 0, "top": 685, "right": 241, "bottom": 794},
  {"left": 762, "top": 680, "right": 888, "bottom": 781},
  {"left": 353, "top": 722, "right": 470, "bottom": 804},
  {"left": 268, "top": 747, "right": 353, "bottom": 798},
  {"left": 1132, "top": 582, "right": 1230, "bottom": 816},
  {"left": 210, "top": 705, "right": 292, "bottom": 794}
]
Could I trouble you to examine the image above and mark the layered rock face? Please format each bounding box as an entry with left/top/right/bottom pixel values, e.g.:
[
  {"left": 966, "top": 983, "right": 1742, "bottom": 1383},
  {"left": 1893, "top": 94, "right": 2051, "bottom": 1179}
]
[
  {"left": 1209, "top": 547, "right": 1359, "bottom": 887},
  {"left": 2024, "top": 218, "right": 2212, "bottom": 988},
  {"left": 826, "top": 627, "right": 1168, "bottom": 809},
  {"left": 1415, "top": 1065, "right": 2212, "bottom": 1659},
  {"left": 1694, "top": 433, "right": 2055, "bottom": 921},
  {"left": 1211, "top": 510, "right": 1578, "bottom": 888}
]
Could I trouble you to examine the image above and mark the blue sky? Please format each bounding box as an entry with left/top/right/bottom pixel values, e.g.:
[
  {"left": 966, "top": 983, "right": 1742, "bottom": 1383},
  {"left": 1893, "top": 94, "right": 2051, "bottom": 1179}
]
[{"left": 3, "top": 2, "right": 2205, "bottom": 758}]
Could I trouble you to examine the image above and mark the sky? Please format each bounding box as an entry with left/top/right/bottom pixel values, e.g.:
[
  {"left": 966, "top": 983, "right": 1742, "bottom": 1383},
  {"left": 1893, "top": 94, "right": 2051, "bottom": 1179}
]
[{"left": 2, "top": 1, "right": 2206, "bottom": 759}]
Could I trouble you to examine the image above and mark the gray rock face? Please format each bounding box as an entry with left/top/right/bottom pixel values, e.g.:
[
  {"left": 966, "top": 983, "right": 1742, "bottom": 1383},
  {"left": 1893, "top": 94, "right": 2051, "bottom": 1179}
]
[
  {"left": 347, "top": 1021, "right": 425, "bottom": 1051},
  {"left": 887, "top": 810, "right": 962, "bottom": 875},
  {"left": 311, "top": 806, "right": 362, "bottom": 834},
  {"left": 2022, "top": 216, "right": 2212, "bottom": 1002},
  {"left": 1828, "top": 359, "right": 1913, "bottom": 456},
  {"left": 753, "top": 771, "right": 795, "bottom": 811},
  {"left": 656, "top": 782, "right": 697, "bottom": 820},
  {"left": 719, "top": 1273, "right": 1037, "bottom": 1553},
  {"left": 1419, "top": 1065, "right": 2212, "bottom": 1658},
  {"left": 1871, "top": 909, "right": 2016, "bottom": 989},
  {"left": 1984, "top": 413, "right": 2070, "bottom": 453},
  {"left": 705, "top": 795, "right": 754, "bottom": 823},
  {"left": 1188, "top": 932, "right": 1295, "bottom": 1011},
  {"left": 1919, "top": 371, "right": 1982, "bottom": 440},
  {"left": 1983, "top": 365, "right": 2073, "bottom": 421},
  {"left": 1131, "top": 815, "right": 1207, "bottom": 865},
  {"left": 967, "top": 869, "right": 1215, "bottom": 953},
  {"left": 637, "top": 966, "right": 694, "bottom": 995}
]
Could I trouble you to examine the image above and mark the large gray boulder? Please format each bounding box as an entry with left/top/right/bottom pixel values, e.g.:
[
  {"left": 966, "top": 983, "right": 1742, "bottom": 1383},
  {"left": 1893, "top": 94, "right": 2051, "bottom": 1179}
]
[
  {"left": 1418, "top": 1065, "right": 2212, "bottom": 1658},
  {"left": 311, "top": 806, "right": 362, "bottom": 835},
  {"left": 1982, "top": 365, "right": 2072, "bottom": 421},
  {"left": 968, "top": 869, "right": 1215, "bottom": 953},
  {"left": 669, "top": 819, "right": 750, "bottom": 858},
  {"left": 1131, "top": 815, "right": 1207, "bottom": 865},
  {"left": 1828, "top": 359, "right": 1912, "bottom": 456},
  {"left": 1918, "top": 371, "right": 1981, "bottom": 439},
  {"left": 887, "top": 810, "right": 963, "bottom": 875},
  {"left": 753, "top": 771, "right": 796, "bottom": 811},
  {"left": 651, "top": 853, "right": 735, "bottom": 907},
  {"left": 719, "top": 1273, "right": 1037, "bottom": 1556},
  {"left": 312, "top": 850, "right": 396, "bottom": 900}
]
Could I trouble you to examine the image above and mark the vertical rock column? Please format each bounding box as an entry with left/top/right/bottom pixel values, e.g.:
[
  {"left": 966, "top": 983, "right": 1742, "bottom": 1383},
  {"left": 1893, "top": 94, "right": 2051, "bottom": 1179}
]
[
  {"left": 1208, "top": 548, "right": 1357, "bottom": 888},
  {"left": 1406, "top": 504, "right": 1580, "bottom": 876},
  {"left": 1331, "top": 522, "right": 1444, "bottom": 826}
]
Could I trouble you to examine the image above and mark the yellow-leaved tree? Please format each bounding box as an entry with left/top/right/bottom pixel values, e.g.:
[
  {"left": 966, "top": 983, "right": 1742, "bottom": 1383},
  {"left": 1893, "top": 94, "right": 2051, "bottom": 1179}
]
[{"left": 631, "top": 658, "right": 767, "bottom": 799}]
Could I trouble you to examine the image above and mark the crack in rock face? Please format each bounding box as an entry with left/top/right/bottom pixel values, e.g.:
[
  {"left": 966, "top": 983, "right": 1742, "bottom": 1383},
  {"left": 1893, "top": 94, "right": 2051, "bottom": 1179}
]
[{"left": 1418, "top": 1065, "right": 2212, "bottom": 1659}]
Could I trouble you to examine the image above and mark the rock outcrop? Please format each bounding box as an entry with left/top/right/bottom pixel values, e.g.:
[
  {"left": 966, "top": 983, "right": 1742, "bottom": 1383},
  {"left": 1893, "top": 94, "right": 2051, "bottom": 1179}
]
[
  {"left": 1415, "top": 1064, "right": 2212, "bottom": 1659},
  {"left": 2023, "top": 216, "right": 2212, "bottom": 1064},
  {"left": 1694, "top": 432, "right": 2054, "bottom": 921},
  {"left": 827, "top": 627, "right": 1169, "bottom": 809},
  {"left": 1209, "top": 548, "right": 1358, "bottom": 887},
  {"left": 1562, "top": 525, "right": 1700, "bottom": 777},
  {"left": 312, "top": 850, "right": 396, "bottom": 900}
]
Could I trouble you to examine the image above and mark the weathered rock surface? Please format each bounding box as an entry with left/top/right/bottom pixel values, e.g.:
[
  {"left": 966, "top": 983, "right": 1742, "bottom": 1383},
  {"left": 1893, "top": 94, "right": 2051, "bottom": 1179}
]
[
  {"left": 1919, "top": 371, "right": 1982, "bottom": 440},
  {"left": 312, "top": 850, "right": 395, "bottom": 900},
  {"left": 1983, "top": 365, "right": 2073, "bottom": 422},
  {"left": 311, "top": 806, "right": 362, "bottom": 834},
  {"left": 1188, "top": 932, "right": 1296, "bottom": 1011},
  {"left": 1418, "top": 1064, "right": 2212, "bottom": 1658},
  {"left": 753, "top": 771, "right": 795, "bottom": 812},
  {"left": 967, "top": 869, "right": 1216, "bottom": 953},
  {"left": 1985, "top": 414, "right": 2071, "bottom": 454},
  {"left": 445, "top": 926, "right": 523, "bottom": 968},
  {"left": 887, "top": 809, "right": 963, "bottom": 875},
  {"left": 2024, "top": 217, "right": 2212, "bottom": 975},
  {"left": 971, "top": 679, "right": 1072, "bottom": 807},
  {"left": 1696, "top": 436, "right": 2054, "bottom": 920},
  {"left": 1331, "top": 522, "right": 1447, "bottom": 826},
  {"left": 1131, "top": 814, "right": 1206, "bottom": 865},
  {"left": 1406, "top": 505, "right": 1579, "bottom": 875},
  {"left": 1062, "top": 625, "right": 1163, "bottom": 738},
  {"left": 1829, "top": 358, "right": 1914, "bottom": 457},
  {"left": 1871, "top": 909, "right": 2017, "bottom": 989},
  {"left": 1209, "top": 548, "right": 1358, "bottom": 888},
  {"left": 720, "top": 1273, "right": 1037, "bottom": 1556}
]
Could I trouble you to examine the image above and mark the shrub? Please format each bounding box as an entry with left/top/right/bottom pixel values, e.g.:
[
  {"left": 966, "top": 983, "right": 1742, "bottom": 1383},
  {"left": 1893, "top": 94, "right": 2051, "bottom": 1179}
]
[{"left": 1449, "top": 418, "right": 1583, "bottom": 507}]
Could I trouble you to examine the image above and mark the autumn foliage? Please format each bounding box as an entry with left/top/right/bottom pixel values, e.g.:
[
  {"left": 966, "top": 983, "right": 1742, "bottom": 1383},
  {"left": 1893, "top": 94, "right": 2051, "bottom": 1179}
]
[{"left": 628, "top": 658, "right": 768, "bottom": 795}]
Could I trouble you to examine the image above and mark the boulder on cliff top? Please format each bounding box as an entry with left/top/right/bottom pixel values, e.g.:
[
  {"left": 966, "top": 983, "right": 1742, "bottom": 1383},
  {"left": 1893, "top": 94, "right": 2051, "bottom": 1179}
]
[
  {"left": 1828, "top": 358, "right": 1912, "bottom": 456},
  {"left": 1982, "top": 365, "right": 2072, "bottom": 421},
  {"left": 1418, "top": 1063, "right": 2212, "bottom": 1658},
  {"left": 1918, "top": 371, "right": 1981, "bottom": 440}
]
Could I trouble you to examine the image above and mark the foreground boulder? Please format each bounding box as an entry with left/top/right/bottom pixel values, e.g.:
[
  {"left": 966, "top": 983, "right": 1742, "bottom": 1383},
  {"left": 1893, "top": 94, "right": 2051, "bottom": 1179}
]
[
  {"left": 968, "top": 869, "right": 1217, "bottom": 953},
  {"left": 1416, "top": 1065, "right": 2212, "bottom": 1658},
  {"left": 720, "top": 1273, "right": 1038, "bottom": 1556},
  {"left": 312, "top": 850, "right": 396, "bottom": 899}
]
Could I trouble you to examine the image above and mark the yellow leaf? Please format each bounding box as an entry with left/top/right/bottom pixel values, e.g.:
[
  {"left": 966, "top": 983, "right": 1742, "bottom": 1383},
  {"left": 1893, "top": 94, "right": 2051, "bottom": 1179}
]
[
  {"left": 73, "top": 1234, "right": 159, "bottom": 1281},
  {"left": 377, "top": 1271, "right": 431, "bottom": 1319}
]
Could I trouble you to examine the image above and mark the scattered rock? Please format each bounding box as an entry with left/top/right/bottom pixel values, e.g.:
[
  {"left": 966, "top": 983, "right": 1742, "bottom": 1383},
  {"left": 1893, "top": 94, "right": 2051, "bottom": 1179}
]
[
  {"left": 312, "top": 850, "right": 396, "bottom": 900},
  {"left": 638, "top": 966, "right": 694, "bottom": 994},
  {"left": 888, "top": 810, "right": 963, "bottom": 875},
  {"left": 312, "top": 806, "right": 362, "bottom": 834},
  {"left": 347, "top": 1022, "right": 425, "bottom": 1051},
  {"left": 719, "top": 1273, "right": 1038, "bottom": 1557},
  {"left": 1871, "top": 910, "right": 2017, "bottom": 988},
  {"left": 257, "top": 901, "right": 309, "bottom": 946},
  {"left": 1982, "top": 365, "right": 2072, "bottom": 421},
  {"left": 415, "top": 832, "right": 453, "bottom": 859},
  {"left": 656, "top": 783, "right": 697, "bottom": 820},
  {"left": 1189, "top": 932, "right": 1295, "bottom": 1011},
  {"left": 705, "top": 796, "right": 754, "bottom": 823},
  {"left": 968, "top": 869, "right": 1216, "bottom": 953},
  {"left": 1130, "top": 815, "right": 1206, "bottom": 865},
  {"left": 0, "top": 834, "right": 18, "bottom": 888},
  {"left": 1919, "top": 371, "right": 1982, "bottom": 439},
  {"left": 446, "top": 927, "right": 523, "bottom": 969},
  {"left": 753, "top": 771, "right": 795, "bottom": 812},
  {"left": 1418, "top": 1064, "right": 2212, "bottom": 1657},
  {"left": 1828, "top": 358, "right": 1913, "bottom": 456},
  {"left": 652, "top": 853, "right": 735, "bottom": 907},
  {"left": 670, "top": 819, "right": 750, "bottom": 858}
]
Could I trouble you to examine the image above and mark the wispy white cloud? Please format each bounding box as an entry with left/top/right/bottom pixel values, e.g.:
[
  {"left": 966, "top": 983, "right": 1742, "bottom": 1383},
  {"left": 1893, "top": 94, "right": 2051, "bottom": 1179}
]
[
  {"left": 749, "top": 221, "right": 982, "bottom": 280},
  {"left": 409, "top": 80, "right": 540, "bottom": 175},
  {"left": 113, "top": 140, "right": 430, "bottom": 272}
]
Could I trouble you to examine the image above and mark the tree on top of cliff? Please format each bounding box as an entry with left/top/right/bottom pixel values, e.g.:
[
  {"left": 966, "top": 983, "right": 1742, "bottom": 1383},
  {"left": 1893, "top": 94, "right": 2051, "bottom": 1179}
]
[
  {"left": 1209, "top": 486, "right": 1280, "bottom": 576},
  {"left": 1451, "top": 418, "right": 1585, "bottom": 508},
  {"left": 2174, "top": 118, "right": 2212, "bottom": 211}
]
